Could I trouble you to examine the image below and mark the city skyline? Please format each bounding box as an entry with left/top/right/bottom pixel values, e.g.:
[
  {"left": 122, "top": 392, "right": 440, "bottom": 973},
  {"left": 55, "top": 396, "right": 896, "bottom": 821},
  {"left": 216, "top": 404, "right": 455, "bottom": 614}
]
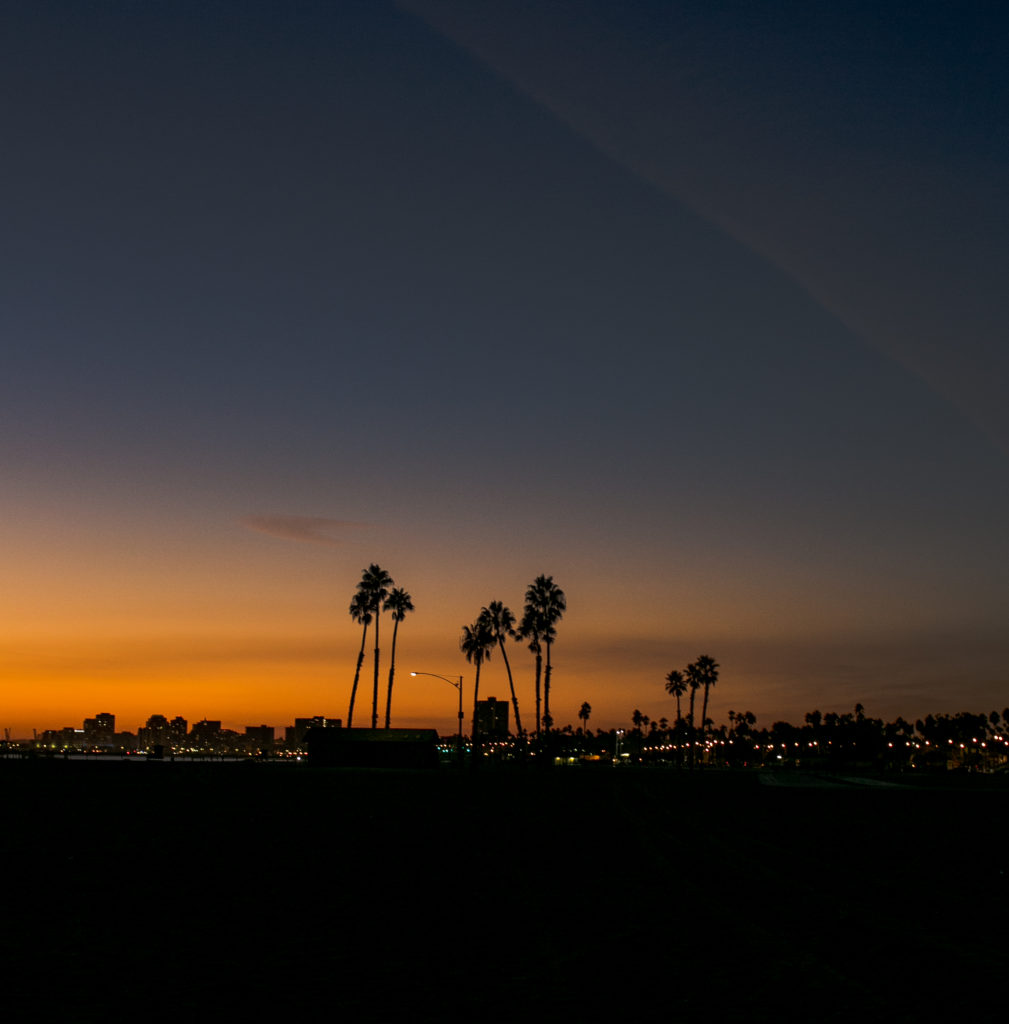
[
  {"left": 3, "top": 1, "right": 1007, "bottom": 737},
  {"left": 13, "top": 675, "right": 1009, "bottom": 746}
]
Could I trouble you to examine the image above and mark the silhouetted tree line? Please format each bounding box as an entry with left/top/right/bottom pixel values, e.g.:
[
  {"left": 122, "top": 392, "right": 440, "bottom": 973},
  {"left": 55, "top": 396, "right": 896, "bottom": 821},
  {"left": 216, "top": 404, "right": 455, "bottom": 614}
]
[
  {"left": 547, "top": 701, "right": 1009, "bottom": 772},
  {"left": 342, "top": 577, "right": 1005, "bottom": 774}
]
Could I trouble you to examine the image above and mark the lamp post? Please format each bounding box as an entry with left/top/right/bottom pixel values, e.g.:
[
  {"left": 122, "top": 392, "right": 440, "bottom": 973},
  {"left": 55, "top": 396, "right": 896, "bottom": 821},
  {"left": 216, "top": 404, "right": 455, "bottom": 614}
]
[{"left": 411, "top": 672, "right": 465, "bottom": 768}]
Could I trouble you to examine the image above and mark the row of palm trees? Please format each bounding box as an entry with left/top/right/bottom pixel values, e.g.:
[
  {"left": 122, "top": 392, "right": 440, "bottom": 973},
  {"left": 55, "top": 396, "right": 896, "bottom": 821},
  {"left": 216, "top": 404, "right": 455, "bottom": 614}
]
[
  {"left": 613, "top": 704, "right": 1009, "bottom": 771},
  {"left": 346, "top": 564, "right": 414, "bottom": 729},
  {"left": 459, "top": 575, "right": 566, "bottom": 743},
  {"left": 345, "top": 566, "right": 565, "bottom": 740},
  {"left": 664, "top": 655, "right": 720, "bottom": 764}
]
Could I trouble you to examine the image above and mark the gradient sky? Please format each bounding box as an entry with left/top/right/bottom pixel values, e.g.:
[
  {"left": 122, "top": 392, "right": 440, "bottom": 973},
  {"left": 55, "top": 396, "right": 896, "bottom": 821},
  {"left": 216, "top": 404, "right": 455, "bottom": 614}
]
[{"left": 3, "top": 0, "right": 1007, "bottom": 737}]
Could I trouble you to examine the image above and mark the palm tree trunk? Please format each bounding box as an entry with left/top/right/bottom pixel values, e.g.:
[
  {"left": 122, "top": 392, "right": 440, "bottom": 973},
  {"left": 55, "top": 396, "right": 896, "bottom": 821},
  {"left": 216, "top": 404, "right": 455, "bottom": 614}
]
[
  {"left": 700, "top": 684, "right": 711, "bottom": 767},
  {"left": 347, "top": 622, "right": 369, "bottom": 728},
  {"left": 676, "top": 693, "right": 684, "bottom": 769},
  {"left": 471, "top": 660, "right": 482, "bottom": 768},
  {"left": 534, "top": 649, "right": 542, "bottom": 738},
  {"left": 384, "top": 618, "right": 400, "bottom": 729},
  {"left": 371, "top": 609, "right": 381, "bottom": 729},
  {"left": 544, "top": 641, "right": 552, "bottom": 730},
  {"left": 688, "top": 687, "right": 697, "bottom": 769},
  {"left": 499, "top": 639, "right": 522, "bottom": 737}
]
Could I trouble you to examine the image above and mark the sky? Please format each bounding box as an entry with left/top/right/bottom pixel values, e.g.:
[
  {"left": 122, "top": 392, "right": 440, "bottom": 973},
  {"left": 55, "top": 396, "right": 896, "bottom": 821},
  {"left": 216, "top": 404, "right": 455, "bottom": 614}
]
[{"left": 2, "top": 0, "right": 1007, "bottom": 737}]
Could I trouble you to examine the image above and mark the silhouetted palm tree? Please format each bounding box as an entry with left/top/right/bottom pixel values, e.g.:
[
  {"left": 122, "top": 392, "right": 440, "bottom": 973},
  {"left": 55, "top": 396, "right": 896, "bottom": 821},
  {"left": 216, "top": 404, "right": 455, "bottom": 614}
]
[
  {"left": 695, "top": 655, "right": 720, "bottom": 755},
  {"left": 461, "top": 610, "right": 494, "bottom": 756},
  {"left": 685, "top": 661, "right": 702, "bottom": 766},
  {"left": 347, "top": 591, "right": 372, "bottom": 728},
  {"left": 524, "top": 575, "right": 565, "bottom": 733},
  {"left": 484, "top": 600, "right": 522, "bottom": 737},
  {"left": 357, "top": 564, "right": 393, "bottom": 729},
  {"left": 383, "top": 587, "right": 414, "bottom": 729},
  {"left": 578, "top": 701, "right": 591, "bottom": 735},
  {"left": 516, "top": 605, "right": 543, "bottom": 738},
  {"left": 665, "top": 669, "right": 686, "bottom": 724}
]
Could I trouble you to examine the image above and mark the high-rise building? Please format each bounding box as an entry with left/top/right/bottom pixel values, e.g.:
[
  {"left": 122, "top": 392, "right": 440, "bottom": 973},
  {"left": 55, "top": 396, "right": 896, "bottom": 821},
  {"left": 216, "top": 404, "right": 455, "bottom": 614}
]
[
  {"left": 475, "top": 697, "right": 509, "bottom": 739},
  {"left": 83, "top": 712, "right": 116, "bottom": 746},
  {"left": 138, "top": 714, "right": 172, "bottom": 751},
  {"left": 190, "top": 720, "right": 222, "bottom": 750},
  {"left": 245, "top": 725, "right": 275, "bottom": 753},
  {"left": 286, "top": 716, "right": 341, "bottom": 748}
]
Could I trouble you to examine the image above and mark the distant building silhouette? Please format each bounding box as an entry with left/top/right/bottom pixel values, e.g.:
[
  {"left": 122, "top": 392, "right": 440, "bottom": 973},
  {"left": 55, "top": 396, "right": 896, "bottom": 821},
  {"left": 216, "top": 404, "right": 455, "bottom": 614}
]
[
  {"left": 138, "top": 715, "right": 169, "bottom": 750},
  {"left": 37, "top": 713, "right": 131, "bottom": 753},
  {"left": 245, "top": 725, "right": 275, "bottom": 753},
  {"left": 286, "top": 716, "right": 341, "bottom": 749},
  {"left": 38, "top": 726, "right": 84, "bottom": 749},
  {"left": 190, "top": 720, "right": 222, "bottom": 749},
  {"left": 169, "top": 716, "right": 188, "bottom": 745},
  {"left": 83, "top": 712, "right": 115, "bottom": 746},
  {"left": 475, "top": 697, "right": 509, "bottom": 739},
  {"left": 137, "top": 714, "right": 187, "bottom": 751}
]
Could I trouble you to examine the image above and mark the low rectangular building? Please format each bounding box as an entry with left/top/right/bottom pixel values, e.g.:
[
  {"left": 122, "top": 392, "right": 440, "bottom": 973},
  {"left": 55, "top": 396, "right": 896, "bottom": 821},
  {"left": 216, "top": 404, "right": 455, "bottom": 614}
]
[{"left": 307, "top": 728, "right": 439, "bottom": 769}]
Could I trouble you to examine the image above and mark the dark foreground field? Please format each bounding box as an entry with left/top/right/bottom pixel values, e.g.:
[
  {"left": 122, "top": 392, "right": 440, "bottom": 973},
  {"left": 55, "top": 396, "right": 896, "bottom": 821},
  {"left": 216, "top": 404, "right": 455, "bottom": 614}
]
[{"left": 2, "top": 761, "right": 1006, "bottom": 1021}]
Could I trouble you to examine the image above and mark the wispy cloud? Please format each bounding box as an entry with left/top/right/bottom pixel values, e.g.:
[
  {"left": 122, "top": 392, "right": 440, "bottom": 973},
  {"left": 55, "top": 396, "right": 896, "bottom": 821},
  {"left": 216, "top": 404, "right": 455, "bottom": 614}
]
[{"left": 239, "top": 515, "right": 368, "bottom": 546}]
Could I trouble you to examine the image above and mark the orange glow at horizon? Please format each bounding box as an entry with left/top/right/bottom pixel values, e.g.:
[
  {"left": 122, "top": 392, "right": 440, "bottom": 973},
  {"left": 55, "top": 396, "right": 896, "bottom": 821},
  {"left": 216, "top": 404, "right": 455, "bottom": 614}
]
[
  {"left": 4, "top": 604, "right": 1001, "bottom": 740},
  {"left": 4, "top": 508, "right": 1005, "bottom": 739}
]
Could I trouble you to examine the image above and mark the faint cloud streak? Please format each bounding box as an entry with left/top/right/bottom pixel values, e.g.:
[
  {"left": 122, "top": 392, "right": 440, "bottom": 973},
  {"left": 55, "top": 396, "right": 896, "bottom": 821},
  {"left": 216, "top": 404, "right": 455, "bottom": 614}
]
[
  {"left": 239, "top": 515, "right": 368, "bottom": 546},
  {"left": 401, "top": 0, "right": 1009, "bottom": 454}
]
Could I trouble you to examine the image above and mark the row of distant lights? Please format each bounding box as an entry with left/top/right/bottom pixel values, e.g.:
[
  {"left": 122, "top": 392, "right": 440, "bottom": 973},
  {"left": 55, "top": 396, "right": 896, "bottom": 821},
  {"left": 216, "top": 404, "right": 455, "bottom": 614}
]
[
  {"left": 640, "top": 736, "right": 1009, "bottom": 753},
  {"left": 431, "top": 734, "right": 1009, "bottom": 753},
  {"left": 60, "top": 752, "right": 258, "bottom": 757},
  {"left": 64, "top": 735, "right": 1001, "bottom": 756}
]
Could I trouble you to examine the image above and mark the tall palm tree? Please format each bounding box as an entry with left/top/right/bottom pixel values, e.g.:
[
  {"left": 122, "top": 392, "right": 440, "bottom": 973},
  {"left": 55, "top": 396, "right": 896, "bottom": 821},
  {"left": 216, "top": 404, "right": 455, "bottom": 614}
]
[
  {"left": 541, "top": 618, "right": 558, "bottom": 732},
  {"left": 516, "top": 604, "right": 543, "bottom": 739},
  {"left": 524, "top": 575, "right": 565, "bottom": 734},
  {"left": 540, "top": 578, "right": 565, "bottom": 733},
  {"left": 347, "top": 591, "right": 372, "bottom": 728},
  {"left": 460, "top": 611, "right": 494, "bottom": 759},
  {"left": 685, "top": 660, "right": 703, "bottom": 767},
  {"left": 357, "top": 564, "right": 393, "bottom": 729},
  {"left": 383, "top": 587, "right": 414, "bottom": 729},
  {"left": 665, "top": 669, "right": 686, "bottom": 725},
  {"left": 578, "top": 701, "right": 591, "bottom": 734},
  {"left": 696, "top": 654, "right": 720, "bottom": 755},
  {"left": 484, "top": 600, "right": 522, "bottom": 737}
]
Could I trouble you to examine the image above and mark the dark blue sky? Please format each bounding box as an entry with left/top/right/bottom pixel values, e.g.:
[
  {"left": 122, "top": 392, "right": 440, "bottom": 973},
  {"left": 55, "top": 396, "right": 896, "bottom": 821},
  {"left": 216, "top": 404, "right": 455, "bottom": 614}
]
[{"left": 2, "top": 0, "right": 1007, "bottom": 731}]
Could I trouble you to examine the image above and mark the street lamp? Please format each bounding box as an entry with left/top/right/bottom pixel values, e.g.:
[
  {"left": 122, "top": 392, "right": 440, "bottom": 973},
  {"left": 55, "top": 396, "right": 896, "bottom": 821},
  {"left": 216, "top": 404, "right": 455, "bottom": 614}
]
[{"left": 411, "top": 671, "right": 464, "bottom": 768}]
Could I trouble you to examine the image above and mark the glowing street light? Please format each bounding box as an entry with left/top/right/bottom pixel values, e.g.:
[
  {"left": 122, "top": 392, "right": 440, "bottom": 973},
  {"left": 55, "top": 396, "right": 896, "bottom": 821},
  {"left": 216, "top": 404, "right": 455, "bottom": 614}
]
[{"left": 411, "top": 671, "right": 464, "bottom": 767}]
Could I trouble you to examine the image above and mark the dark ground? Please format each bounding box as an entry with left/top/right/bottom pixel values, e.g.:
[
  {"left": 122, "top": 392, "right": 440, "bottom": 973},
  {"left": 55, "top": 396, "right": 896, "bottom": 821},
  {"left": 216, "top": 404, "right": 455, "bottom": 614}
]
[{"left": 2, "top": 760, "right": 1006, "bottom": 1021}]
